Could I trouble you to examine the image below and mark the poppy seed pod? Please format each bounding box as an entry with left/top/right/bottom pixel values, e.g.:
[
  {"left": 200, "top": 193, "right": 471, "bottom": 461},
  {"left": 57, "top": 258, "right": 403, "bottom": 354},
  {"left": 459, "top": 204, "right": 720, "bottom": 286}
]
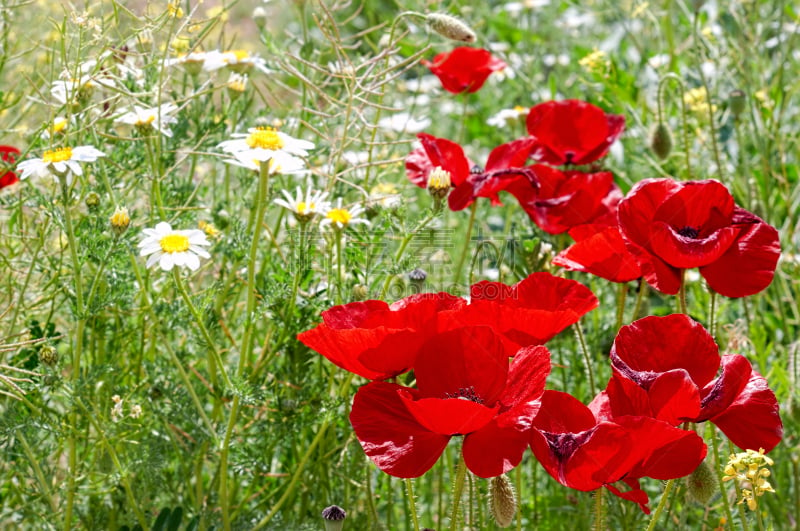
[
  {"left": 426, "top": 13, "right": 476, "bottom": 43},
  {"left": 490, "top": 474, "right": 516, "bottom": 528},
  {"left": 321, "top": 505, "right": 346, "bottom": 531},
  {"left": 686, "top": 459, "right": 717, "bottom": 505},
  {"left": 649, "top": 122, "right": 673, "bottom": 160}
]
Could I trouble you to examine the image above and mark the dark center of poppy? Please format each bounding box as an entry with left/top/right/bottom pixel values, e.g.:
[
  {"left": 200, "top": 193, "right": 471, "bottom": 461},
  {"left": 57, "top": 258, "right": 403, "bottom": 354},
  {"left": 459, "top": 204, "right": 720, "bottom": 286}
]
[
  {"left": 678, "top": 226, "right": 700, "bottom": 239},
  {"left": 445, "top": 386, "right": 483, "bottom": 404},
  {"left": 564, "top": 151, "right": 575, "bottom": 164},
  {"left": 470, "top": 164, "right": 484, "bottom": 174}
]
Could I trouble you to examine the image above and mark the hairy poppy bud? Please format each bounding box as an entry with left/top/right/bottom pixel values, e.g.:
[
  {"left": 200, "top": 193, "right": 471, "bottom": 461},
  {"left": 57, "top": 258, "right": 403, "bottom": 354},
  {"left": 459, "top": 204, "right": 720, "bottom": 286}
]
[
  {"left": 489, "top": 474, "right": 516, "bottom": 528},
  {"left": 686, "top": 459, "right": 717, "bottom": 505},
  {"left": 426, "top": 13, "right": 476, "bottom": 43},
  {"left": 729, "top": 89, "right": 746, "bottom": 117},
  {"left": 649, "top": 122, "right": 673, "bottom": 160},
  {"left": 321, "top": 505, "right": 346, "bottom": 531}
]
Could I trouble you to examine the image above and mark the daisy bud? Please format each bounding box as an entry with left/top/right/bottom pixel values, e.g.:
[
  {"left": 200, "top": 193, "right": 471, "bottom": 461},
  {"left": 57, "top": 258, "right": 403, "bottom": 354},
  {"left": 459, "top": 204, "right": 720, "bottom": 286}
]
[
  {"left": 649, "top": 122, "right": 673, "bottom": 160},
  {"left": 489, "top": 474, "right": 516, "bottom": 528},
  {"left": 253, "top": 7, "right": 268, "bottom": 30},
  {"left": 321, "top": 505, "right": 346, "bottom": 531},
  {"left": 427, "top": 166, "right": 452, "bottom": 200},
  {"left": 686, "top": 459, "right": 717, "bottom": 505},
  {"left": 729, "top": 89, "right": 746, "bottom": 117},
  {"left": 426, "top": 13, "right": 477, "bottom": 43},
  {"left": 408, "top": 268, "right": 427, "bottom": 293},
  {"left": 85, "top": 191, "right": 101, "bottom": 209},
  {"left": 110, "top": 206, "right": 131, "bottom": 236},
  {"left": 39, "top": 345, "right": 59, "bottom": 367}
]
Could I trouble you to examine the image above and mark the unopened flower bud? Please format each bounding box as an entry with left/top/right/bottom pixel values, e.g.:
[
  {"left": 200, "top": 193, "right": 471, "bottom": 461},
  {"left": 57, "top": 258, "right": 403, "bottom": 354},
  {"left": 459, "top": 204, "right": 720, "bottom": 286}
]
[
  {"left": 686, "top": 459, "right": 717, "bottom": 505},
  {"left": 39, "top": 345, "right": 59, "bottom": 367},
  {"left": 426, "top": 13, "right": 476, "bottom": 43},
  {"left": 490, "top": 474, "right": 516, "bottom": 528},
  {"left": 729, "top": 89, "right": 746, "bottom": 117},
  {"left": 321, "top": 505, "right": 346, "bottom": 531},
  {"left": 427, "top": 166, "right": 452, "bottom": 200},
  {"left": 649, "top": 122, "right": 673, "bottom": 160},
  {"left": 253, "top": 7, "right": 267, "bottom": 30},
  {"left": 352, "top": 284, "right": 369, "bottom": 301},
  {"left": 110, "top": 206, "right": 130, "bottom": 236},
  {"left": 85, "top": 191, "right": 101, "bottom": 209},
  {"left": 408, "top": 268, "right": 427, "bottom": 293}
]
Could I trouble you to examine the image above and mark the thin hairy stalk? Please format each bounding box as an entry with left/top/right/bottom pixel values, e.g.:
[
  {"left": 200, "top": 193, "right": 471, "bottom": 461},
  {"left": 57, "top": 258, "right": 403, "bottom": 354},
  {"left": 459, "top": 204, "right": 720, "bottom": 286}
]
[
  {"left": 405, "top": 478, "right": 421, "bottom": 531},
  {"left": 449, "top": 447, "right": 467, "bottom": 531},
  {"left": 678, "top": 269, "right": 688, "bottom": 315},
  {"left": 17, "top": 432, "right": 58, "bottom": 512},
  {"left": 574, "top": 321, "right": 597, "bottom": 397},
  {"left": 645, "top": 479, "right": 675, "bottom": 531},
  {"left": 379, "top": 208, "right": 439, "bottom": 299},
  {"left": 615, "top": 283, "right": 629, "bottom": 331},
  {"left": 711, "top": 426, "right": 736, "bottom": 531},
  {"left": 453, "top": 203, "right": 478, "bottom": 286},
  {"left": 657, "top": 73, "right": 693, "bottom": 179},
  {"left": 593, "top": 487, "right": 606, "bottom": 531},
  {"left": 692, "top": 13, "right": 724, "bottom": 182}
]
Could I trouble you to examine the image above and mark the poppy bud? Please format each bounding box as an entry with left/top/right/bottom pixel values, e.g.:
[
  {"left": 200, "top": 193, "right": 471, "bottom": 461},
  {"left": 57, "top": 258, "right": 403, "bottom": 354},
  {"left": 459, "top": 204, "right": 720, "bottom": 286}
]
[
  {"left": 427, "top": 166, "right": 452, "bottom": 200},
  {"left": 489, "top": 474, "right": 516, "bottom": 528},
  {"left": 426, "top": 13, "right": 476, "bottom": 43},
  {"left": 649, "top": 122, "right": 673, "bottom": 160},
  {"left": 408, "top": 268, "right": 427, "bottom": 293},
  {"left": 729, "top": 89, "right": 746, "bottom": 117},
  {"left": 321, "top": 505, "right": 346, "bottom": 531},
  {"left": 686, "top": 459, "right": 717, "bottom": 504}
]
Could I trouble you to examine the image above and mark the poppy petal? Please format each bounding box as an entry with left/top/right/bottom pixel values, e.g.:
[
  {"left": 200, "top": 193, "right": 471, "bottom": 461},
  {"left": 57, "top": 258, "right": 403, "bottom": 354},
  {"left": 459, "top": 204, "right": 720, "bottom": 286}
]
[
  {"left": 463, "top": 420, "right": 531, "bottom": 478},
  {"left": 350, "top": 382, "right": 451, "bottom": 478},
  {"left": 399, "top": 391, "right": 500, "bottom": 435},
  {"left": 553, "top": 223, "right": 642, "bottom": 282}
]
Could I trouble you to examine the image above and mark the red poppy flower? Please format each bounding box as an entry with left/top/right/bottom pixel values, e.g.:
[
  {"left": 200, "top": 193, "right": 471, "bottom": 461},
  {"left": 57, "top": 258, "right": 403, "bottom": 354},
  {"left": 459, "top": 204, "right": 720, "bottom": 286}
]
[
  {"left": 530, "top": 390, "right": 707, "bottom": 513},
  {"left": 442, "top": 272, "right": 599, "bottom": 347},
  {"left": 422, "top": 47, "right": 507, "bottom": 94},
  {"left": 0, "top": 145, "right": 21, "bottom": 189},
  {"left": 552, "top": 223, "right": 642, "bottom": 282},
  {"left": 526, "top": 100, "right": 625, "bottom": 166},
  {"left": 297, "top": 293, "right": 466, "bottom": 381},
  {"left": 518, "top": 165, "right": 622, "bottom": 234},
  {"left": 350, "top": 326, "right": 550, "bottom": 478},
  {"left": 599, "top": 314, "right": 782, "bottom": 452},
  {"left": 405, "top": 133, "right": 538, "bottom": 211},
  {"left": 617, "top": 178, "right": 781, "bottom": 297}
]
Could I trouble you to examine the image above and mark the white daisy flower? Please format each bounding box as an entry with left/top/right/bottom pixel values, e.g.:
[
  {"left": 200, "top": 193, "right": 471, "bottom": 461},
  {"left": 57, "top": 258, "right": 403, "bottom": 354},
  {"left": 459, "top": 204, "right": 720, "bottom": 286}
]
[
  {"left": 41, "top": 116, "right": 70, "bottom": 139},
  {"left": 377, "top": 112, "right": 431, "bottom": 133},
  {"left": 274, "top": 186, "right": 330, "bottom": 223},
  {"left": 218, "top": 126, "right": 314, "bottom": 158},
  {"left": 486, "top": 106, "right": 529, "bottom": 128},
  {"left": 165, "top": 51, "right": 212, "bottom": 75},
  {"left": 224, "top": 149, "right": 308, "bottom": 175},
  {"left": 50, "top": 60, "right": 115, "bottom": 106},
  {"left": 16, "top": 145, "right": 105, "bottom": 184},
  {"left": 202, "top": 50, "right": 271, "bottom": 74},
  {"left": 138, "top": 221, "right": 211, "bottom": 272},
  {"left": 114, "top": 103, "right": 179, "bottom": 137},
  {"left": 319, "top": 198, "right": 370, "bottom": 230}
]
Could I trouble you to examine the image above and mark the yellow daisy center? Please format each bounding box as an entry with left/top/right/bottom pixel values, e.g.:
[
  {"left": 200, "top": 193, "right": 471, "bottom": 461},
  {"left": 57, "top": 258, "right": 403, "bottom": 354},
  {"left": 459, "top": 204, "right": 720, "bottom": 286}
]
[
  {"left": 160, "top": 233, "right": 190, "bottom": 253},
  {"left": 43, "top": 147, "right": 73, "bottom": 163},
  {"left": 246, "top": 127, "right": 284, "bottom": 150},
  {"left": 53, "top": 118, "right": 68, "bottom": 134},
  {"left": 297, "top": 201, "right": 316, "bottom": 214},
  {"left": 230, "top": 50, "right": 250, "bottom": 62},
  {"left": 140, "top": 115, "right": 156, "bottom": 125},
  {"left": 326, "top": 208, "right": 351, "bottom": 225}
]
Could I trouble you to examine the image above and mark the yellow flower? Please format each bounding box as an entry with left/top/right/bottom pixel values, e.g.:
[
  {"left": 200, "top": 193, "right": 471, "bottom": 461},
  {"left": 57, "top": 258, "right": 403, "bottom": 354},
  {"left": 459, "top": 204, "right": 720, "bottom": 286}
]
[
  {"left": 683, "top": 87, "right": 718, "bottom": 114},
  {"left": 722, "top": 448, "right": 776, "bottom": 511},
  {"left": 579, "top": 48, "right": 609, "bottom": 76}
]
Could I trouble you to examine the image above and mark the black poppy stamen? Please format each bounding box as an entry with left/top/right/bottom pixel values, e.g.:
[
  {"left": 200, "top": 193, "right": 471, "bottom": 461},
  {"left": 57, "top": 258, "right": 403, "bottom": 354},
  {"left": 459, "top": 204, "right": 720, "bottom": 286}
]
[
  {"left": 445, "top": 385, "right": 484, "bottom": 404},
  {"left": 470, "top": 164, "right": 484, "bottom": 174},
  {"left": 678, "top": 226, "right": 700, "bottom": 239}
]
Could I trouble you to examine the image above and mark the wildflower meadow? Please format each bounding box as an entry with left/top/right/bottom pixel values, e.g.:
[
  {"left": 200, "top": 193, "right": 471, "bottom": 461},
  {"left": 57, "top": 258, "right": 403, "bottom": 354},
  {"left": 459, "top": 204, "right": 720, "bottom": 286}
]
[{"left": 1, "top": 1, "right": 799, "bottom": 530}]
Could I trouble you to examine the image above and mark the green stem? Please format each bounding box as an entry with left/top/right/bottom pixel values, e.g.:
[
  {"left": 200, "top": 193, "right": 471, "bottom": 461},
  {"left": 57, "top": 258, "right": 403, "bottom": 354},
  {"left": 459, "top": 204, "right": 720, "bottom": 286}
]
[
  {"left": 18, "top": 432, "right": 58, "bottom": 513},
  {"left": 515, "top": 465, "right": 523, "bottom": 531},
  {"left": 449, "top": 447, "right": 468, "bottom": 531},
  {"left": 657, "top": 73, "right": 693, "bottom": 179},
  {"left": 574, "top": 321, "right": 596, "bottom": 397},
  {"left": 631, "top": 279, "right": 648, "bottom": 322},
  {"left": 615, "top": 283, "right": 629, "bottom": 331},
  {"left": 711, "top": 426, "right": 736, "bottom": 531},
  {"left": 645, "top": 479, "right": 675, "bottom": 531},
  {"left": 593, "top": 487, "right": 606, "bottom": 531},
  {"left": 405, "top": 478, "right": 420, "bottom": 531},
  {"left": 172, "top": 269, "right": 230, "bottom": 389},
  {"left": 379, "top": 209, "right": 439, "bottom": 299},
  {"left": 219, "top": 396, "right": 241, "bottom": 531},
  {"left": 60, "top": 177, "right": 85, "bottom": 531},
  {"left": 239, "top": 159, "right": 271, "bottom": 376},
  {"left": 678, "top": 269, "right": 688, "bottom": 315},
  {"left": 334, "top": 228, "right": 344, "bottom": 304},
  {"left": 693, "top": 13, "right": 724, "bottom": 182},
  {"left": 453, "top": 203, "right": 478, "bottom": 286},
  {"left": 708, "top": 290, "right": 717, "bottom": 339}
]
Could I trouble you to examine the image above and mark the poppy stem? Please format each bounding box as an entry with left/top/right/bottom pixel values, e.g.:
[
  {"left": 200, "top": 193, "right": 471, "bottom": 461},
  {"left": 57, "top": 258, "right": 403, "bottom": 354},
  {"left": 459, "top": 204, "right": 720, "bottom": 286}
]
[
  {"left": 615, "top": 282, "right": 629, "bottom": 330},
  {"left": 678, "top": 270, "right": 688, "bottom": 315},
  {"left": 692, "top": 12, "right": 725, "bottom": 183},
  {"left": 711, "top": 427, "right": 737, "bottom": 531},
  {"left": 657, "top": 73, "right": 693, "bottom": 180},
  {"left": 454, "top": 202, "right": 478, "bottom": 286},
  {"left": 449, "top": 447, "right": 468, "bottom": 531},
  {"left": 708, "top": 290, "right": 717, "bottom": 339},
  {"left": 405, "top": 478, "right": 420, "bottom": 531},
  {"left": 592, "top": 487, "right": 606, "bottom": 531},
  {"left": 574, "top": 321, "right": 597, "bottom": 397},
  {"left": 645, "top": 479, "right": 675, "bottom": 531},
  {"left": 631, "top": 279, "right": 648, "bottom": 321}
]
